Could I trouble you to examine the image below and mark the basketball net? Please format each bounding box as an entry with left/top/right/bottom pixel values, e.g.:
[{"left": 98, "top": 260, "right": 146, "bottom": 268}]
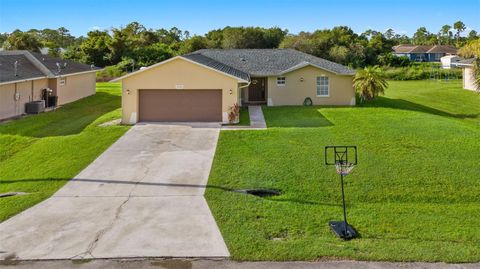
[{"left": 335, "top": 162, "right": 355, "bottom": 175}]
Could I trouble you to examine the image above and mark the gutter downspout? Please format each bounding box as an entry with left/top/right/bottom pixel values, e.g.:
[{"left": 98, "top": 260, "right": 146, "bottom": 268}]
[
  {"left": 238, "top": 75, "right": 251, "bottom": 106},
  {"left": 31, "top": 80, "right": 34, "bottom": 102},
  {"left": 238, "top": 81, "right": 251, "bottom": 89},
  {"left": 14, "top": 83, "right": 18, "bottom": 116}
]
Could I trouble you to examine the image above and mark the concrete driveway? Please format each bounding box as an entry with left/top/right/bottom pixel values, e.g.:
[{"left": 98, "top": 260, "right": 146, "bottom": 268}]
[{"left": 0, "top": 123, "right": 229, "bottom": 260}]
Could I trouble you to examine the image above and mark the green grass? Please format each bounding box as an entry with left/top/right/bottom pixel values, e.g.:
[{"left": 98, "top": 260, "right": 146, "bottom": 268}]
[
  {"left": 205, "top": 79, "right": 480, "bottom": 262},
  {"left": 262, "top": 106, "right": 333, "bottom": 127},
  {"left": 0, "top": 83, "right": 129, "bottom": 222},
  {"left": 238, "top": 107, "right": 251, "bottom": 126},
  {"left": 363, "top": 80, "right": 480, "bottom": 125}
]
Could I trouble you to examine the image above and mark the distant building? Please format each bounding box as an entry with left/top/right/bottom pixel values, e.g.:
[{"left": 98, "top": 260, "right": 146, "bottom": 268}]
[
  {"left": 452, "top": 58, "right": 478, "bottom": 91},
  {"left": 393, "top": 45, "right": 458, "bottom": 62},
  {"left": 0, "top": 50, "right": 101, "bottom": 120},
  {"left": 440, "top": 55, "right": 462, "bottom": 69},
  {"left": 39, "top": 47, "right": 67, "bottom": 55}
]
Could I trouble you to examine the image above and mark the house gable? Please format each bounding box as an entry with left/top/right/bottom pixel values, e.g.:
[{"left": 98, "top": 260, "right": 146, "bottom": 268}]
[{"left": 113, "top": 56, "right": 249, "bottom": 83}]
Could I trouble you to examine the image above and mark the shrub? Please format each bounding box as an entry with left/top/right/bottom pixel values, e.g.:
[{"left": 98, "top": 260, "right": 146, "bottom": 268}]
[
  {"left": 473, "top": 58, "right": 480, "bottom": 93},
  {"left": 96, "top": 64, "right": 126, "bottom": 82},
  {"left": 228, "top": 103, "right": 240, "bottom": 124},
  {"left": 377, "top": 53, "right": 411, "bottom": 67},
  {"left": 382, "top": 63, "right": 462, "bottom": 80}
]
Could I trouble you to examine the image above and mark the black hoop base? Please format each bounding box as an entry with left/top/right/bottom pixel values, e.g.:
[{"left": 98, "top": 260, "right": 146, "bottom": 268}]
[{"left": 329, "top": 221, "right": 357, "bottom": 240}]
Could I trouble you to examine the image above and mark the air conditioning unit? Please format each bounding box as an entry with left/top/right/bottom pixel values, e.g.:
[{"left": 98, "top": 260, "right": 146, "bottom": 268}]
[{"left": 25, "top": 100, "right": 46, "bottom": 114}]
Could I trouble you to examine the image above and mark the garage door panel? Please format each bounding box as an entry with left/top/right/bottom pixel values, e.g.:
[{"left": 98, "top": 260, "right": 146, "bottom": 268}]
[{"left": 139, "top": 90, "right": 222, "bottom": 122}]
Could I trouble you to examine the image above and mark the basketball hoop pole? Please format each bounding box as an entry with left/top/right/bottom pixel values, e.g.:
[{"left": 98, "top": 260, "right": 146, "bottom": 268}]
[{"left": 340, "top": 172, "right": 348, "bottom": 237}]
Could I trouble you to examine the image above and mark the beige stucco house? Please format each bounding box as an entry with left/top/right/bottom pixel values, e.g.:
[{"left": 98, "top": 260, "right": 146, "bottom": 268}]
[
  {"left": 0, "top": 50, "right": 100, "bottom": 120},
  {"left": 453, "top": 58, "right": 478, "bottom": 92},
  {"left": 113, "top": 49, "right": 356, "bottom": 124}
]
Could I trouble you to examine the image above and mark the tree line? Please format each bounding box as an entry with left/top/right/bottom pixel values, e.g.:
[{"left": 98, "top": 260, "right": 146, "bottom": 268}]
[{"left": 1, "top": 21, "right": 478, "bottom": 71}]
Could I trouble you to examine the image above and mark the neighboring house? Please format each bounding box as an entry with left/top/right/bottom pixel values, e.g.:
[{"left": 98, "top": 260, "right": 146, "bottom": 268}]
[
  {"left": 452, "top": 58, "right": 478, "bottom": 91},
  {"left": 393, "top": 45, "right": 457, "bottom": 62},
  {"left": 39, "top": 47, "right": 67, "bottom": 55},
  {"left": 0, "top": 50, "right": 100, "bottom": 120},
  {"left": 113, "top": 49, "right": 356, "bottom": 124}
]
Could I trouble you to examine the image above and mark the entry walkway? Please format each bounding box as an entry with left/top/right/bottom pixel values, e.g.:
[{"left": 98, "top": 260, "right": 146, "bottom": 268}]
[{"left": 221, "top": 105, "right": 267, "bottom": 130}]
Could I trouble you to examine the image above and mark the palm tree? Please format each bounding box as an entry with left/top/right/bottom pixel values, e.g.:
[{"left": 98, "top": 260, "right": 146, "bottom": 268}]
[
  {"left": 453, "top": 21, "right": 466, "bottom": 42},
  {"left": 473, "top": 59, "right": 480, "bottom": 93},
  {"left": 353, "top": 66, "right": 388, "bottom": 102},
  {"left": 440, "top": 25, "right": 452, "bottom": 45},
  {"left": 459, "top": 39, "right": 480, "bottom": 93}
]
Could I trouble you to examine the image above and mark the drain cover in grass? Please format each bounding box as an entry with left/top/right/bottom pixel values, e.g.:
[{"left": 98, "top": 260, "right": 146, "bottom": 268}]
[
  {"left": 0, "top": 192, "right": 28, "bottom": 198},
  {"left": 234, "top": 189, "right": 281, "bottom": 197}
]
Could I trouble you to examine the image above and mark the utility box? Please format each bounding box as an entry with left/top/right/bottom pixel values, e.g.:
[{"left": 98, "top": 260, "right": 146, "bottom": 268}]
[{"left": 25, "top": 100, "right": 45, "bottom": 114}]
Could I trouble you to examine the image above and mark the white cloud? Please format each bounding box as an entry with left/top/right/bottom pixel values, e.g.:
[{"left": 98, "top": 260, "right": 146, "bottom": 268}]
[{"left": 91, "top": 26, "right": 101, "bottom": 31}]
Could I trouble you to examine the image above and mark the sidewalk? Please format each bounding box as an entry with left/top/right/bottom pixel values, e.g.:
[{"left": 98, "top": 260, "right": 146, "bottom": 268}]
[{"left": 2, "top": 259, "right": 479, "bottom": 269}]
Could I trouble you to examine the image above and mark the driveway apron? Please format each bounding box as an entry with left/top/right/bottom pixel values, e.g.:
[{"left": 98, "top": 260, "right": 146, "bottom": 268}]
[{"left": 0, "top": 123, "right": 229, "bottom": 260}]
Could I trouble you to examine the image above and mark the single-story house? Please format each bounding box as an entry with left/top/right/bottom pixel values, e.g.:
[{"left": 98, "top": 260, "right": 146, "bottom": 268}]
[
  {"left": 113, "top": 49, "right": 356, "bottom": 124},
  {"left": 0, "top": 50, "right": 100, "bottom": 120},
  {"left": 452, "top": 58, "right": 478, "bottom": 91},
  {"left": 393, "top": 45, "right": 457, "bottom": 62}
]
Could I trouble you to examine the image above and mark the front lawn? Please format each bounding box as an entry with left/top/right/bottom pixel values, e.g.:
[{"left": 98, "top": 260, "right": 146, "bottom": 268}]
[
  {"left": 238, "top": 107, "right": 250, "bottom": 126},
  {"left": 206, "top": 79, "right": 480, "bottom": 262},
  {"left": 262, "top": 106, "right": 333, "bottom": 127},
  {"left": 0, "top": 83, "right": 129, "bottom": 222}
]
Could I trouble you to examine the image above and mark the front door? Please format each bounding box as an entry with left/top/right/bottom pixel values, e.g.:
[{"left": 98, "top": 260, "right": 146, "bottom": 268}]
[{"left": 248, "top": 77, "right": 266, "bottom": 102}]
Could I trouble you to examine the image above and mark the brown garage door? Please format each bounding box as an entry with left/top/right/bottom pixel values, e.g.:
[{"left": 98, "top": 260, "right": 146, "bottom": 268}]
[{"left": 139, "top": 89, "right": 222, "bottom": 122}]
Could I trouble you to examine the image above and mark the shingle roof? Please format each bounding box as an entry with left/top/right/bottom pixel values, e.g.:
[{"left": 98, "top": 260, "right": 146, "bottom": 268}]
[
  {"left": 0, "top": 54, "right": 45, "bottom": 83},
  {"left": 30, "top": 52, "right": 101, "bottom": 76},
  {"left": 393, "top": 44, "right": 458, "bottom": 54},
  {"left": 410, "top": 45, "right": 434, "bottom": 53},
  {"left": 0, "top": 50, "right": 101, "bottom": 84},
  {"left": 393, "top": 45, "right": 417, "bottom": 53},
  {"left": 452, "top": 58, "right": 475, "bottom": 67},
  {"left": 427, "top": 45, "right": 457, "bottom": 54},
  {"left": 182, "top": 53, "right": 250, "bottom": 82},
  {"left": 184, "top": 49, "right": 355, "bottom": 78}
]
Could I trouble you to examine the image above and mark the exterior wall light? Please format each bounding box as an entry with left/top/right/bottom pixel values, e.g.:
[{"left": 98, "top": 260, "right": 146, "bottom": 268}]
[
  {"left": 229, "top": 89, "right": 233, "bottom": 95},
  {"left": 126, "top": 89, "right": 131, "bottom": 95},
  {"left": 300, "top": 77, "right": 304, "bottom": 82}
]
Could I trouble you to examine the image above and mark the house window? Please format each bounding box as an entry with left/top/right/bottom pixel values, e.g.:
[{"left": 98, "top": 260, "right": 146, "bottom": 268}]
[
  {"left": 277, "top": 76, "right": 286, "bottom": 86},
  {"left": 415, "top": 54, "right": 426, "bottom": 62},
  {"left": 59, "top": 77, "right": 66, "bottom": 86},
  {"left": 316, "top": 76, "right": 329, "bottom": 96}
]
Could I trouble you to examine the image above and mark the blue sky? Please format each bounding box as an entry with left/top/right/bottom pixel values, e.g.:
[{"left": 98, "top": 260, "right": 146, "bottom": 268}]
[{"left": 0, "top": 0, "right": 479, "bottom": 37}]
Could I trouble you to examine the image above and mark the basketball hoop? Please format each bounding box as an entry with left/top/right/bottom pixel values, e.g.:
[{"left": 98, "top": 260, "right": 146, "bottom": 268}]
[
  {"left": 335, "top": 162, "right": 355, "bottom": 175},
  {"left": 325, "top": 146, "right": 358, "bottom": 240}
]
